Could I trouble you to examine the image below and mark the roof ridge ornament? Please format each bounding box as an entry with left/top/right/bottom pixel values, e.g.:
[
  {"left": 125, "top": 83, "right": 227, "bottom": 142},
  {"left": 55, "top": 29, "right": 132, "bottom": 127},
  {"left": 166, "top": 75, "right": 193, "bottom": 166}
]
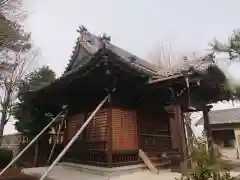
[
  {"left": 77, "top": 25, "right": 91, "bottom": 42},
  {"left": 77, "top": 25, "right": 88, "bottom": 34},
  {"left": 99, "top": 33, "right": 111, "bottom": 43}
]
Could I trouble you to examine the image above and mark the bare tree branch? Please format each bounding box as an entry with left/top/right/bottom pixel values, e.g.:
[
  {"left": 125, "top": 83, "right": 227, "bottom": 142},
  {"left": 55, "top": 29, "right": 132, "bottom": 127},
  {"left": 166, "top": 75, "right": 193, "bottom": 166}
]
[
  {"left": 0, "top": 0, "right": 32, "bottom": 139},
  {"left": 0, "top": 0, "right": 31, "bottom": 53},
  {"left": 0, "top": 0, "right": 9, "bottom": 6},
  {"left": 0, "top": 48, "right": 38, "bottom": 138}
]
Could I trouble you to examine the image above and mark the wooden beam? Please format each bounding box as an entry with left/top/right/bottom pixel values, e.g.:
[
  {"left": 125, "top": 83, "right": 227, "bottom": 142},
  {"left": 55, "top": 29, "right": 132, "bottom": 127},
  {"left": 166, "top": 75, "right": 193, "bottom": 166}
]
[
  {"left": 203, "top": 105, "right": 212, "bottom": 141},
  {"left": 107, "top": 100, "right": 113, "bottom": 168},
  {"left": 202, "top": 105, "right": 214, "bottom": 161},
  {"left": 173, "top": 104, "right": 187, "bottom": 175},
  {"left": 149, "top": 74, "right": 183, "bottom": 84},
  {"left": 169, "top": 114, "right": 178, "bottom": 149},
  {"left": 136, "top": 111, "right": 140, "bottom": 161},
  {"left": 139, "top": 149, "right": 158, "bottom": 174}
]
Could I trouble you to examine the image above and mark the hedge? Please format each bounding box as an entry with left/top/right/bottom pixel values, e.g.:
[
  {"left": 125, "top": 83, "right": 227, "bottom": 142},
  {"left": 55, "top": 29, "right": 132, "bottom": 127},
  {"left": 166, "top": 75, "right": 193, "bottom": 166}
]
[{"left": 0, "top": 148, "right": 13, "bottom": 169}]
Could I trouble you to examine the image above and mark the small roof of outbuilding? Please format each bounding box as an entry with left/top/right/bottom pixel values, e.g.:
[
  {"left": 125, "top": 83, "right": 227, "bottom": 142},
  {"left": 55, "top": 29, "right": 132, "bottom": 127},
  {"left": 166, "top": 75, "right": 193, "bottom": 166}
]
[{"left": 195, "top": 108, "right": 240, "bottom": 126}]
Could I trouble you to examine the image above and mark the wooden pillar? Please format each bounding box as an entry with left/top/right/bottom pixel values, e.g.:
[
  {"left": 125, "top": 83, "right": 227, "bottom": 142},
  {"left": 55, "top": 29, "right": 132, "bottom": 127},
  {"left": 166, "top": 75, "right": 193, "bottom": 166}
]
[
  {"left": 136, "top": 111, "right": 140, "bottom": 161},
  {"left": 173, "top": 104, "right": 187, "bottom": 175},
  {"left": 107, "top": 95, "right": 113, "bottom": 168},
  {"left": 169, "top": 114, "right": 178, "bottom": 149},
  {"left": 233, "top": 130, "right": 240, "bottom": 159},
  {"left": 202, "top": 105, "right": 214, "bottom": 161}
]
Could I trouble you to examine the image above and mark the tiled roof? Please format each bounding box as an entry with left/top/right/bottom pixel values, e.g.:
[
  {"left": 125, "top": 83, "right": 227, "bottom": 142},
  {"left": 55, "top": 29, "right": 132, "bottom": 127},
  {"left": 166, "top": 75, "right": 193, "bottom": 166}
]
[
  {"left": 32, "top": 26, "right": 223, "bottom": 95},
  {"left": 160, "top": 54, "right": 215, "bottom": 76},
  {"left": 64, "top": 26, "right": 220, "bottom": 83},
  {"left": 64, "top": 32, "right": 100, "bottom": 73},
  {"left": 195, "top": 108, "right": 240, "bottom": 126},
  {"left": 105, "top": 43, "right": 158, "bottom": 75},
  {"left": 150, "top": 53, "right": 221, "bottom": 83},
  {"left": 64, "top": 26, "right": 158, "bottom": 76}
]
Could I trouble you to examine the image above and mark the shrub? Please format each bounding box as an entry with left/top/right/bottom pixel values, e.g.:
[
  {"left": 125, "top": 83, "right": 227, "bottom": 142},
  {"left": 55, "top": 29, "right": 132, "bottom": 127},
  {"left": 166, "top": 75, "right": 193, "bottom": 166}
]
[
  {"left": 176, "top": 138, "right": 236, "bottom": 180},
  {"left": 0, "top": 148, "right": 13, "bottom": 169}
]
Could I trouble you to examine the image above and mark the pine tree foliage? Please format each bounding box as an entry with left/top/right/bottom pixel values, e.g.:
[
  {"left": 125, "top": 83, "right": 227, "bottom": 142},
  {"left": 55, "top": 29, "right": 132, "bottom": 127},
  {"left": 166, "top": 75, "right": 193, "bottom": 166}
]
[
  {"left": 12, "top": 66, "right": 56, "bottom": 139},
  {"left": 210, "top": 29, "right": 240, "bottom": 59}
]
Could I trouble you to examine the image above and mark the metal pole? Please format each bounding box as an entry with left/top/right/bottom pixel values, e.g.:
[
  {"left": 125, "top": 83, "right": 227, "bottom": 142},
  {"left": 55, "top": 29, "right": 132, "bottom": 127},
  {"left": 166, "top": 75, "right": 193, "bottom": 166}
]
[
  {"left": 39, "top": 95, "right": 109, "bottom": 180},
  {"left": 0, "top": 106, "right": 67, "bottom": 176}
]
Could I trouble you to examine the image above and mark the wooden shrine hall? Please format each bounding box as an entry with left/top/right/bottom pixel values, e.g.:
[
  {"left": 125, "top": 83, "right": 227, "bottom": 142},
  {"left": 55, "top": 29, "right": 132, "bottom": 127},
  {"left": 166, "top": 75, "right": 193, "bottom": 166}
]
[{"left": 30, "top": 26, "right": 230, "bottom": 171}]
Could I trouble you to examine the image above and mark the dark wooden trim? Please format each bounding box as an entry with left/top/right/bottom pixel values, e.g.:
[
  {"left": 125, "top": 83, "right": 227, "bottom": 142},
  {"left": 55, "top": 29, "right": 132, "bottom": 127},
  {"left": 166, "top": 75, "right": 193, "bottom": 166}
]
[
  {"left": 84, "top": 140, "right": 107, "bottom": 143},
  {"left": 139, "top": 134, "right": 171, "bottom": 138},
  {"left": 107, "top": 106, "right": 113, "bottom": 168},
  {"left": 169, "top": 113, "right": 178, "bottom": 149},
  {"left": 203, "top": 106, "right": 212, "bottom": 141},
  {"left": 202, "top": 105, "right": 214, "bottom": 160},
  {"left": 65, "top": 159, "right": 141, "bottom": 168},
  {"left": 66, "top": 159, "right": 109, "bottom": 167},
  {"left": 180, "top": 112, "right": 188, "bottom": 158},
  {"left": 173, "top": 106, "right": 180, "bottom": 151},
  {"left": 111, "top": 161, "right": 141, "bottom": 167},
  {"left": 136, "top": 111, "right": 140, "bottom": 161},
  {"left": 74, "top": 149, "right": 138, "bottom": 154},
  {"left": 83, "top": 112, "right": 88, "bottom": 141},
  {"left": 179, "top": 107, "right": 186, "bottom": 160},
  {"left": 112, "top": 149, "right": 138, "bottom": 154},
  {"left": 64, "top": 149, "right": 139, "bottom": 167},
  {"left": 173, "top": 104, "right": 187, "bottom": 174}
]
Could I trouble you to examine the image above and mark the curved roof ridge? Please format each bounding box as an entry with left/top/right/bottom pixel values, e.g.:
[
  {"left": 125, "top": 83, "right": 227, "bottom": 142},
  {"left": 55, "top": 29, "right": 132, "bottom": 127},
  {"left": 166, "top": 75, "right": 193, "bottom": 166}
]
[
  {"left": 64, "top": 36, "right": 81, "bottom": 73},
  {"left": 63, "top": 25, "right": 159, "bottom": 75}
]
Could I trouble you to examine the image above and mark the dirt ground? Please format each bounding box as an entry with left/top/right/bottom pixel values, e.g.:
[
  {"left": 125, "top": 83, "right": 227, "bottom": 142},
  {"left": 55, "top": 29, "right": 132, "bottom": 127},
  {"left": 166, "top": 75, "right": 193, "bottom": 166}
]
[{"left": 22, "top": 165, "right": 240, "bottom": 180}]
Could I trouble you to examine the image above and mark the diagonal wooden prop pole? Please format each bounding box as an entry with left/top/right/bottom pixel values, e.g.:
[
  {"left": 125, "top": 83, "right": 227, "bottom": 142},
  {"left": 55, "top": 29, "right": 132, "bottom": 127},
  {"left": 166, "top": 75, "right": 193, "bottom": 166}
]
[
  {"left": 39, "top": 95, "right": 109, "bottom": 180},
  {"left": 0, "top": 105, "right": 68, "bottom": 176}
]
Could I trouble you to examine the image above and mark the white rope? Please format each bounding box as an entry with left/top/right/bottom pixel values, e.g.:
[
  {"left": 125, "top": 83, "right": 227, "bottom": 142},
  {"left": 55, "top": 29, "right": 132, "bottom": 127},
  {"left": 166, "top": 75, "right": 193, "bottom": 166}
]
[{"left": 39, "top": 95, "right": 109, "bottom": 180}]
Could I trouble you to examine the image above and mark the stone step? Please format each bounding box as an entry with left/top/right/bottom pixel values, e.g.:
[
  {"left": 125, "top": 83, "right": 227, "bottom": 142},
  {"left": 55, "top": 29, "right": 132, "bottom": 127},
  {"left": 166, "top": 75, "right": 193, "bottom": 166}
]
[
  {"left": 147, "top": 152, "right": 180, "bottom": 170},
  {"left": 146, "top": 150, "right": 179, "bottom": 157},
  {"left": 59, "top": 162, "right": 146, "bottom": 176},
  {"left": 149, "top": 157, "right": 171, "bottom": 168}
]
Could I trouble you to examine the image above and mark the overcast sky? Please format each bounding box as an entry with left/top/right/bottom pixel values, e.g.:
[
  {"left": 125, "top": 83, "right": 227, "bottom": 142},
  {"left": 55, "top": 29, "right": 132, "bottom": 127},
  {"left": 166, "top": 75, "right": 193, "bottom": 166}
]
[
  {"left": 4, "top": 0, "right": 240, "bottom": 135},
  {"left": 24, "top": 0, "right": 240, "bottom": 75}
]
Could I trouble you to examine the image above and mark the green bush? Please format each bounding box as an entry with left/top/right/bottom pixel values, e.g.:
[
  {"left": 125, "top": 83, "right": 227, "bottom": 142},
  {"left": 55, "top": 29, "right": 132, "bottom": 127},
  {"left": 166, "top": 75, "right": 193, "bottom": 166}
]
[
  {"left": 0, "top": 148, "right": 13, "bottom": 169},
  {"left": 176, "top": 138, "right": 236, "bottom": 180}
]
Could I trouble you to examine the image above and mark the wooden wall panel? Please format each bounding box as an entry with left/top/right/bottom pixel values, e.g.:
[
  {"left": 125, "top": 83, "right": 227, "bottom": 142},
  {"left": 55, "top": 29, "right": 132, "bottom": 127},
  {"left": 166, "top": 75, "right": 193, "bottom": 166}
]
[
  {"left": 66, "top": 108, "right": 138, "bottom": 152},
  {"left": 138, "top": 108, "right": 172, "bottom": 153},
  {"left": 112, "top": 108, "right": 138, "bottom": 151},
  {"left": 86, "top": 109, "right": 108, "bottom": 142},
  {"left": 67, "top": 113, "right": 85, "bottom": 141}
]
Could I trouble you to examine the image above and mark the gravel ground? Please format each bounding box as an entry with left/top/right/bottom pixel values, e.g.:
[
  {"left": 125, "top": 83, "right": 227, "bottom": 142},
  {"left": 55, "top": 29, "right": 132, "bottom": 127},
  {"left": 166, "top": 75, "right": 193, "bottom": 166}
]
[
  {"left": 23, "top": 166, "right": 181, "bottom": 180},
  {"left": 23, "top": 165, "right": 240, "bottom": 180}
]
